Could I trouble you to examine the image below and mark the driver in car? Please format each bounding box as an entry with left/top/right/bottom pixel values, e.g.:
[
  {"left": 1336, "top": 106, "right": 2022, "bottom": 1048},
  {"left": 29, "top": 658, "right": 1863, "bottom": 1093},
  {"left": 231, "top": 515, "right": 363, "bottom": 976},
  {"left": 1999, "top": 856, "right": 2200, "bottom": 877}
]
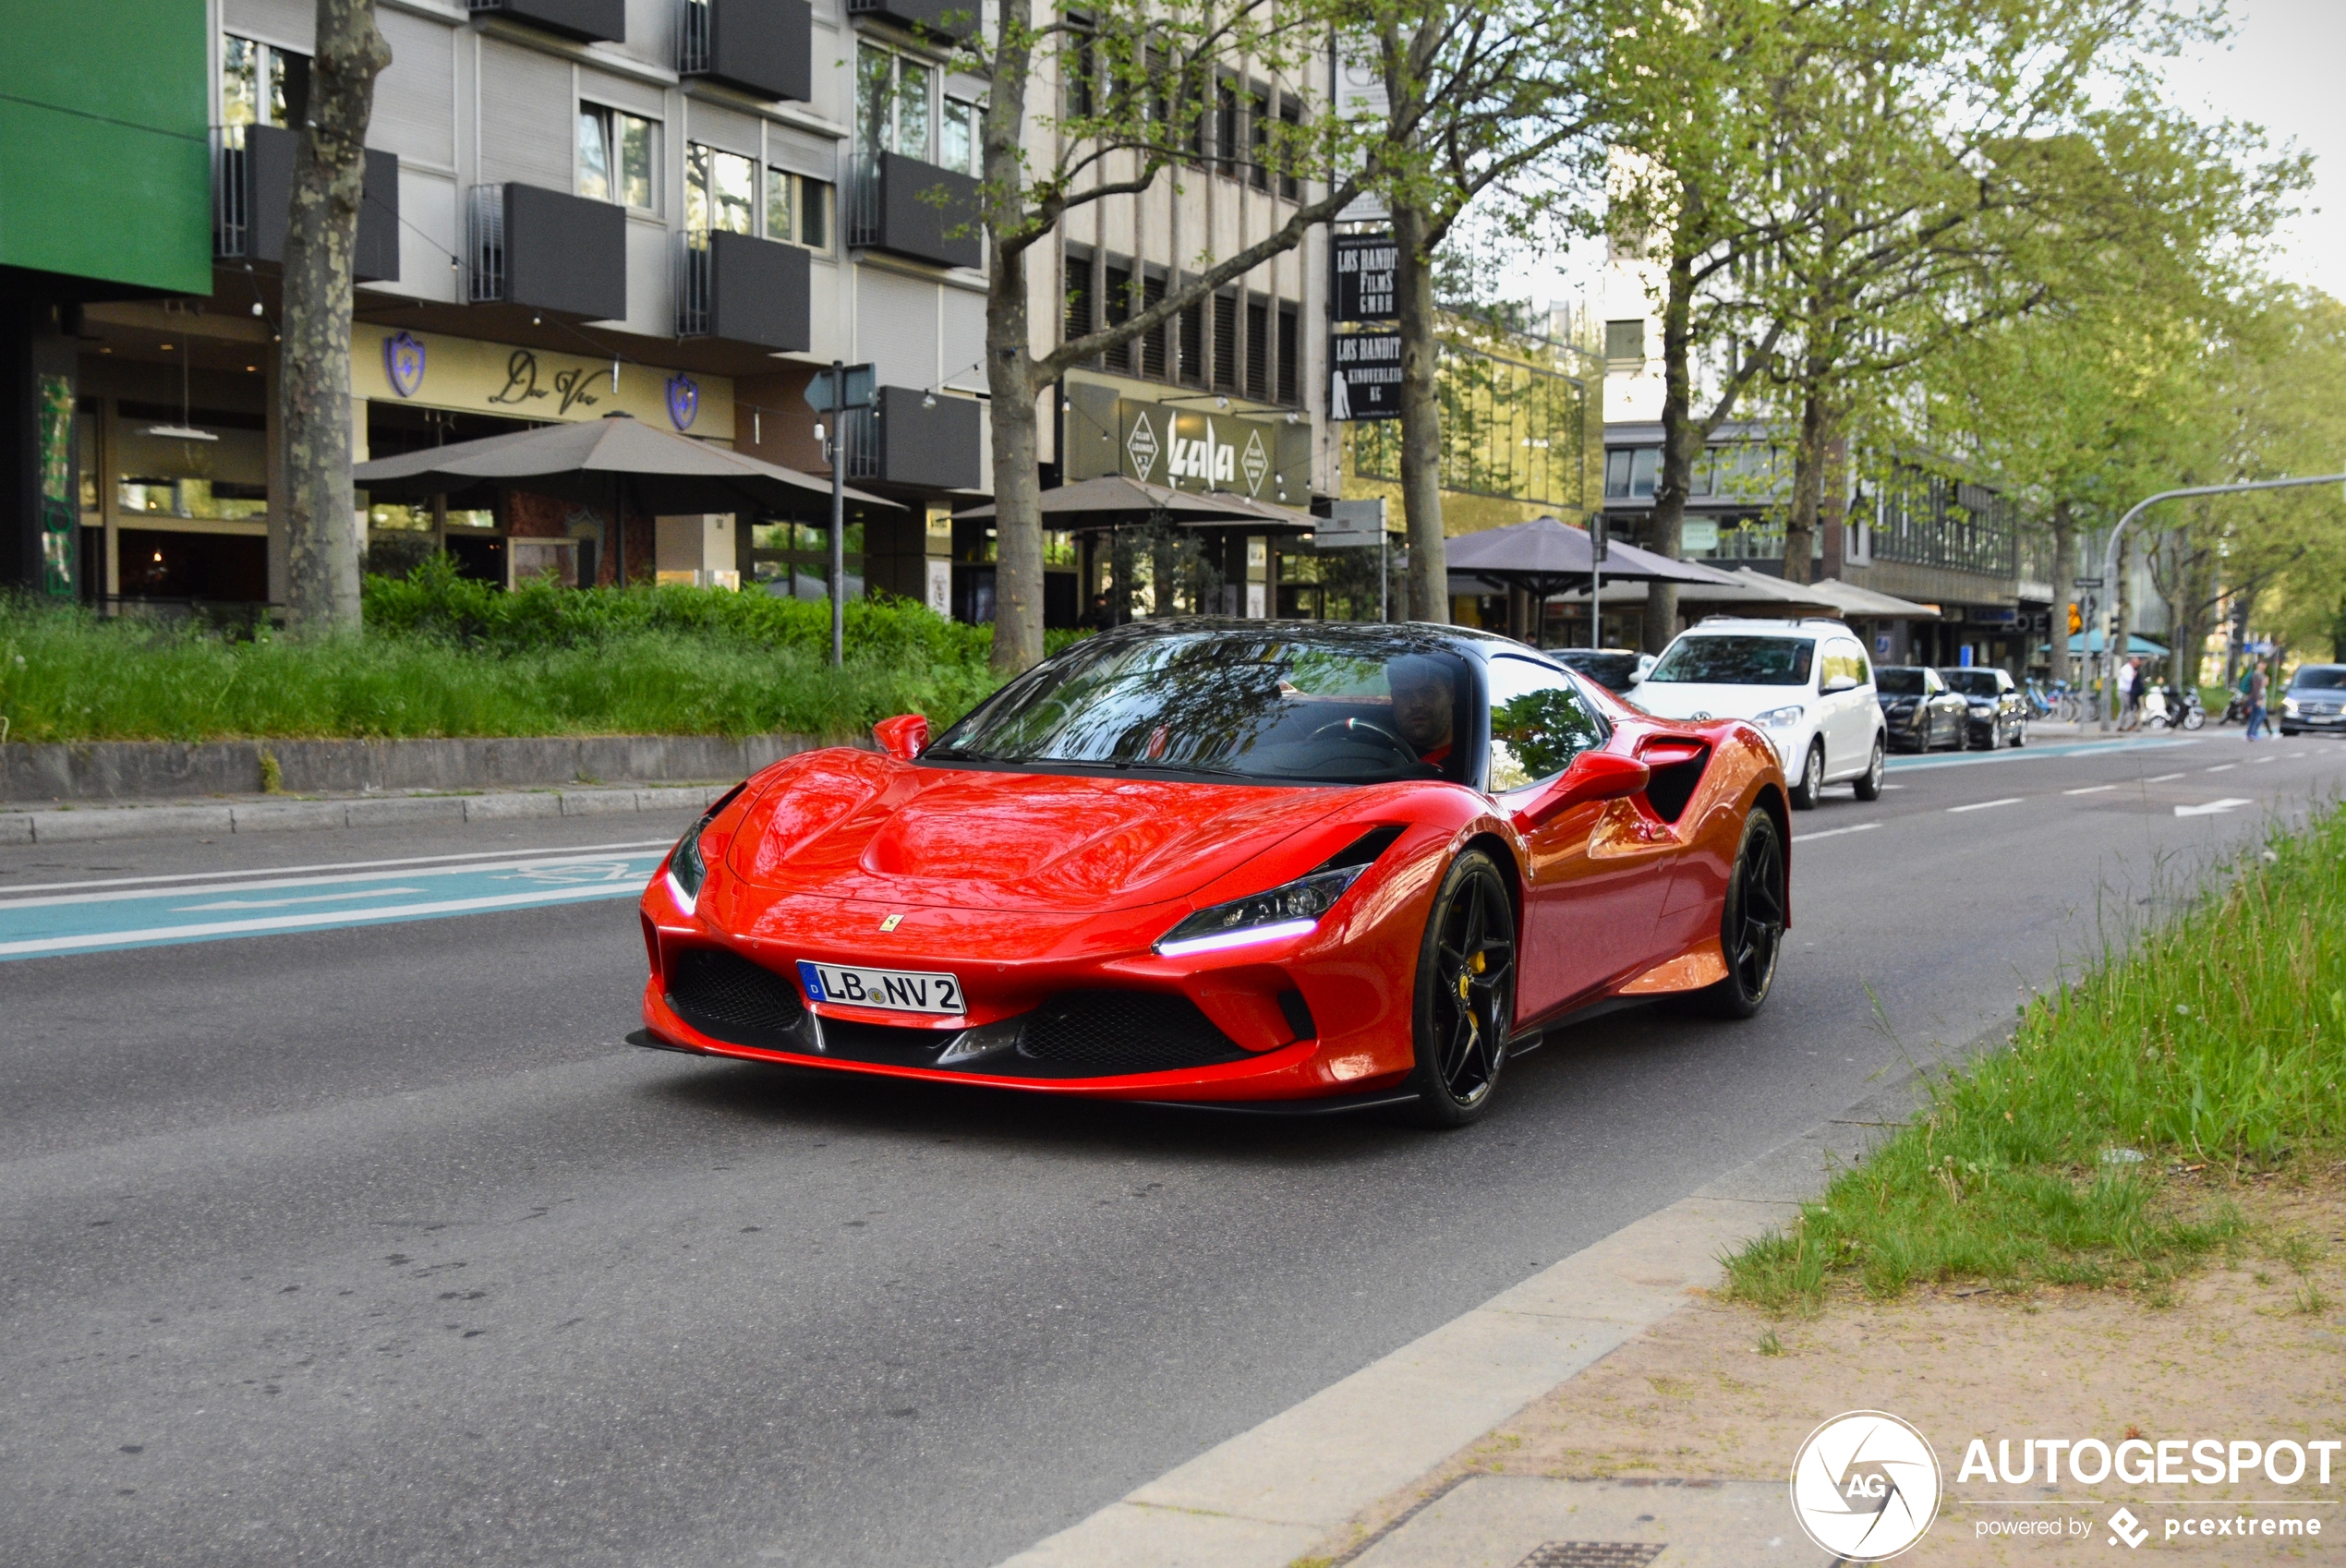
[{"left": 1387, "top": 656, "right": 1457, "bottom": 770}]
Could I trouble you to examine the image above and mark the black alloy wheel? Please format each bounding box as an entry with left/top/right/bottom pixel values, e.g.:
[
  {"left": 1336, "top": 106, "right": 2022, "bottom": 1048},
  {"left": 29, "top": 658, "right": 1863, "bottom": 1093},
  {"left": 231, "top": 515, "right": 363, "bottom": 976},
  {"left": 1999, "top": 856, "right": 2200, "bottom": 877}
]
[
  {"left": 1697, "top": 807, "right": 1786, "bottom": 1019},
  {"left": 1789, "top": 739, "right": 1825, "bottom": 811},
  {"left": 1406, "top": 850, "right": 1517, "bottom": 1128},
  {"left": 1853, "top": 736, "right": 1886, "bottom": 801}
]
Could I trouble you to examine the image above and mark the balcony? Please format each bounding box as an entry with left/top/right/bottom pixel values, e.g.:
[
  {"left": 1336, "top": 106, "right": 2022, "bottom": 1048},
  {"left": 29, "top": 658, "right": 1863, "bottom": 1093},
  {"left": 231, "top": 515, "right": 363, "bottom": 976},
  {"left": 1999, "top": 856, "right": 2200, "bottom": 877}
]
[
  {"left": 846, "top": 0, "right": 977, "bottom": 42},
  {"left": 467, "top": 184, "right": 626, "bottom": 321},
  {"left": 676, "top": 230, "right": 810, "bottom": 351},
  {"left": 847, "top": 153, "right": 982, "bottom": 270},
  {"left": 842, "top": 387, "right": 982, "bottom": 491},
  {"left": 213, "top": 125, "right": 400, "bottom": 283},
  {"left": 679, "top": 0, "right": 812, "bottom": 102},
  {"left": 466, "top": 0, "right": 625, "bottom": 43}
]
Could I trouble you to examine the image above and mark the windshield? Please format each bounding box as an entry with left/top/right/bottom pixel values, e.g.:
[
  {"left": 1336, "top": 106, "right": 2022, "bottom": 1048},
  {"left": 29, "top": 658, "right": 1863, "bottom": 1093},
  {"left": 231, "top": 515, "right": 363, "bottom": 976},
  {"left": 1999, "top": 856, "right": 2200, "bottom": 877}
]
[
  {"left": 926, "top": 631, "right": 1476, "bottom": 784},
  {"left": 1875, "top": 668, "right": 1926, "bottom": 696},
  {"left": 1647, "top": 636, "right": 1814, "bottom": 686},
  {"left": 1553, "top": 650, "right": 1640, "bottom": 693},
  {"left": 2291, "top": 666, "right": 2346, "bottom": 691},
  {"left": 1941, "top": 670, "right": 2002, "bottom": 697}
]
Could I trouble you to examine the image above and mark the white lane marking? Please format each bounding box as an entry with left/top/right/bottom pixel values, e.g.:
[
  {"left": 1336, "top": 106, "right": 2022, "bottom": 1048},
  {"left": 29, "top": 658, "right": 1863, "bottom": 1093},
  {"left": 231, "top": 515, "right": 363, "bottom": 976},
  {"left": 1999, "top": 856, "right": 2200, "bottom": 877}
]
[
  {"left": 0, "top": 849, "right": 668, "bottom": 911},
  {"left": 0, "top": 884, "right": 641, "bottom": 958},
  {"left": 2175, "top": 798, "right": 2254, "bottom": 818},
  {"left": 1792, "top": 823, "right": 1880, "bottom": 843},
  {"left": 1881, "top": 783, "right": 1905, "bottom": 790},
  {"left": 2252, "top": 755, "right": 2276, "bottom": 764},
  {"left": 2287, "top": 750, "right": 2307, "bottom": 757},
  {"left": 2143, "top": 773, "right": 2185, "bottom": 783},
  {"left": 2206, "top": 763, "right": 2238, "bottom": 773},
  {"left": 0, "top": 838, "right": 677, "bottom": 898},
  {"left": 175, "top": 887, "right": 425, "bottom": 911},
  {"left": 1948, "top": 797, "right": 2022, "bottom": 814},
  {"left": 2062, "top": 784, "right": 2117, "bottom": 796}
]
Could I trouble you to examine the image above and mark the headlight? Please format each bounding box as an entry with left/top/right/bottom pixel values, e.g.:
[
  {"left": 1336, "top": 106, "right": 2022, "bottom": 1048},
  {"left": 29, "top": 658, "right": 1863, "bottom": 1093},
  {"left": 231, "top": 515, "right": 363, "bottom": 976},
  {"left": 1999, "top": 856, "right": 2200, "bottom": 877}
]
[
  {"left": 1756, "top": 704, "right": 1805, "bottom": 728},
  {"left": 665, "top": 784, "right": 746, "bottom": 911},
  {"left": 2282, "top": 698, "right": 2300, "bottom": 717},
  {"left": 1155, "top": 865, "right": 1368, "bottom": 958}
]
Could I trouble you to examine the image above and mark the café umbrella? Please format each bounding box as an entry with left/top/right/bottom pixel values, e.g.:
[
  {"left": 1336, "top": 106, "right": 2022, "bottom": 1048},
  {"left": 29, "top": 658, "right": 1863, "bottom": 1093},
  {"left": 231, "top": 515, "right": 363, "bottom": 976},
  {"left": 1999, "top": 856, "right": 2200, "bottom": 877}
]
[{"left": 352, "top": 410, "right": 900, "bottom": 582}]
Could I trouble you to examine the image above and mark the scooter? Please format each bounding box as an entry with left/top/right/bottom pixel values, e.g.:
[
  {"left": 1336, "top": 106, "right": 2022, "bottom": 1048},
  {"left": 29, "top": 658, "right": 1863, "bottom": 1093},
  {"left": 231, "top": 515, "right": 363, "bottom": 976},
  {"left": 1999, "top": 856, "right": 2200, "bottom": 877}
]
[{"left": 2145, "top": 685, "right": 2206, "bottom": 731}]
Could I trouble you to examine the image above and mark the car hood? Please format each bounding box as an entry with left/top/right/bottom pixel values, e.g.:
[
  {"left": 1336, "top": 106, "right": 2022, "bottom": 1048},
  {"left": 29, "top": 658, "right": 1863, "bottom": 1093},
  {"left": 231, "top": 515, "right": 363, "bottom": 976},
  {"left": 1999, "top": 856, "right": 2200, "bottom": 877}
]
[
  {"left": 723, "top": 749, "right": 1355, "bottom": 912},
  {"left": 1630, "top": 681, "right": 1809, "bottom": 722}
]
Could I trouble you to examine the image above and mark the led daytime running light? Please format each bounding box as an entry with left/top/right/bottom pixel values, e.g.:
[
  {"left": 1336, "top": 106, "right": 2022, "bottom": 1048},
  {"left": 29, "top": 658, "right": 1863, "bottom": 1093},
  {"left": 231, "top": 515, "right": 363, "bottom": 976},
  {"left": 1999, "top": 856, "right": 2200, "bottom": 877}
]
[{"left": 1154, "top": 865, "right": 1367, "bottom": 958}]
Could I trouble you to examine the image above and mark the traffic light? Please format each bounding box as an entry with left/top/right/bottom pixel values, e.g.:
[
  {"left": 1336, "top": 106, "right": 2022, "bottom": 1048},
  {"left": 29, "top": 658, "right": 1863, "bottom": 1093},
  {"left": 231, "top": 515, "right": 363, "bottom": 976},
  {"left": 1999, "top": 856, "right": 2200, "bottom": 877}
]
[{"left": 2067, "top": 603, "right": 2083, "bottom": 635}]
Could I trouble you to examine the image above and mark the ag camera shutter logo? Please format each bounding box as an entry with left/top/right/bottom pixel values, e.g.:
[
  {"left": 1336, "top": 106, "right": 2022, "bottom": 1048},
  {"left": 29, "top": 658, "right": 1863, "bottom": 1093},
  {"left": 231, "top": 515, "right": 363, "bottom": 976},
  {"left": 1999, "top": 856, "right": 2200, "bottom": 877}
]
[{"left": 1790, "top": 1410, "right": 1942, "bottom": 1560}]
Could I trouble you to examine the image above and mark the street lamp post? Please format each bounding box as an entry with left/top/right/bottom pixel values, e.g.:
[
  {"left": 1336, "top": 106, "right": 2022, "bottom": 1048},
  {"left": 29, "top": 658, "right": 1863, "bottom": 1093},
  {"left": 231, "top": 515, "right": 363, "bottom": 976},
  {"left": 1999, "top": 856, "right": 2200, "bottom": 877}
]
[{"left": 2095, "top": 474, "right": 2346, "bottom": 732}]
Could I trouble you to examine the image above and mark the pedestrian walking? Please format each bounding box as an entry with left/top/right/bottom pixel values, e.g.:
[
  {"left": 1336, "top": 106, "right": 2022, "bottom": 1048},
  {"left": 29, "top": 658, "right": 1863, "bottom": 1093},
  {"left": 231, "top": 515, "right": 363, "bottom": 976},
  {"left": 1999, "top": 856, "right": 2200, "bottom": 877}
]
[
  {"left": 2245, "top": 659, "right": 2269, "bottom": 742},
  {"left": 2117, "top": 657, "right": 2141, "bottom": 730}
]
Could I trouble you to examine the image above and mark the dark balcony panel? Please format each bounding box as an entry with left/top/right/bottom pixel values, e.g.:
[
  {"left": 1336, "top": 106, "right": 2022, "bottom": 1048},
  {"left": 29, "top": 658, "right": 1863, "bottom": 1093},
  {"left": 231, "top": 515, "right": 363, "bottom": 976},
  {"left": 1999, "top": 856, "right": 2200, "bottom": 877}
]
[
  {"left": 847, "top": 0, "right": 977, "bottom": 42},
  {"left": 466, "top": 0, "right": 625, "bottom": 43},
  {"left": 488, "top": 184, "right": 627, "bottom": 321},
  {"left": 873, "top": 385, "right": 981, "bottom": 491},
  {"left": 683, "top": 0, "right": 813, "bottom": 103},
  {"left": 709, "top": 230, "right": 809, "bottom": 350},
  {"left": 855, "top": 152, "right": 982, "bottom": 270},
  {"left": 221, "top": 126, "right": 401, "bottom": 283}
]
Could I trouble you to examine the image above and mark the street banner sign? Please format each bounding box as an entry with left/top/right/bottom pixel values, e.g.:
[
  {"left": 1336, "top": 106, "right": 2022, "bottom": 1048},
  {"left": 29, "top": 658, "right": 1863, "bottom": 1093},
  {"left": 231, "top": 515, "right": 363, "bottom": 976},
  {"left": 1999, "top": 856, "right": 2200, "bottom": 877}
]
[
  {"left": 804, "top": 363, "right": 877, "bottom": 412},
  {"left": 1330, "top": 330, "right": 1402, "bottom": 420},
  {"left": 1332, "top": 233, "right": 1397, "bottom": 322},
  {"left": 1317, "top": 498, "right": 1387, "bottom": 548},
  {"left": 1590, "top": 513, "right": 1610, "bottom": 562},
  {"left": 2073, "top": 575, "right": 2103, "bottom": 588}
]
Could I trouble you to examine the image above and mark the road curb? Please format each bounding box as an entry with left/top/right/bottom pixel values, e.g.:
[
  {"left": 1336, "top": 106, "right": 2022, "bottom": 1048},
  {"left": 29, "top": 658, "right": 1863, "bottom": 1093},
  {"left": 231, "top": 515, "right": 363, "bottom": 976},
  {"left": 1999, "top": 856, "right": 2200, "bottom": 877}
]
[
  {"left": 991, "top": 1067, "right": 1936, "bottom": 1568},
  {"left": 1, "top": 785, "right": 729, "bottom": 844}
]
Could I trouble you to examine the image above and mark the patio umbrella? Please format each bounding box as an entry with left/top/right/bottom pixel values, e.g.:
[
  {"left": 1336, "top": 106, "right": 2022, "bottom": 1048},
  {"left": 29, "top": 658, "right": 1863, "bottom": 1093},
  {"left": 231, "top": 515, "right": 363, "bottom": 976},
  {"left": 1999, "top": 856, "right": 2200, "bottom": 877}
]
[
  {"left": 1444, "top": 516, "right": 1734, "bottom": 645},
  {"left": 1663, "top": 567, "right": 1940, "bottom": 620},
  {"left": 950, "top": 474, "right": 1306, "bottom": 530},
  {"left": 355, "top": 411, "right": 900, "bottom": 583}
]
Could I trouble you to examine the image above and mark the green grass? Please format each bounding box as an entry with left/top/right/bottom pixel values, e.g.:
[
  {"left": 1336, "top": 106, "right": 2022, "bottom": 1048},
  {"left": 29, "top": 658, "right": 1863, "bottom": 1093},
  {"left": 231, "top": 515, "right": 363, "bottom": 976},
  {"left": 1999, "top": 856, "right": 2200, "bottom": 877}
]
[
  {"left": 0, "top": 560, "right": 1084, "bottom": 742},
  {"left": 1723, "top": 802, "right": 2346, "bottom": 1311}
]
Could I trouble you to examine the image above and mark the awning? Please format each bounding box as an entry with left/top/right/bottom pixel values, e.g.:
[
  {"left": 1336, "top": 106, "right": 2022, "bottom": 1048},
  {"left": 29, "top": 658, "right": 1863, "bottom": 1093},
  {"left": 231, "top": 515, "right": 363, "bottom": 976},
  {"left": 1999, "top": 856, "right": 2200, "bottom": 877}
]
[{"left": 951, "top": 475, "right": 1310, "bottom": 531}]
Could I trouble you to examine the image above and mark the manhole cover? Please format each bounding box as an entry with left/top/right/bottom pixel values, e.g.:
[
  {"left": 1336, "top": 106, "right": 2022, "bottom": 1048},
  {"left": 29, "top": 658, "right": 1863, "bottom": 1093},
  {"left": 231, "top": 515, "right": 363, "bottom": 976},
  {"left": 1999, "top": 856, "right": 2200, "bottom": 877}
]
[{"left": 1513, "top": 1546, "right": 1665, "bottom": 1568}]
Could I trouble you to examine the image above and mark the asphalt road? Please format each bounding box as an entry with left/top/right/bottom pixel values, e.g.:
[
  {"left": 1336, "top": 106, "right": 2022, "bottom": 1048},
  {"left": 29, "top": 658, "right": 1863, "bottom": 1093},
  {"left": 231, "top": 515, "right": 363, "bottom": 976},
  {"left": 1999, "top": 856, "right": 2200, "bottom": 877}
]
[{"left": 4, "top": 732, "right": 2340, "bottom": 1567}]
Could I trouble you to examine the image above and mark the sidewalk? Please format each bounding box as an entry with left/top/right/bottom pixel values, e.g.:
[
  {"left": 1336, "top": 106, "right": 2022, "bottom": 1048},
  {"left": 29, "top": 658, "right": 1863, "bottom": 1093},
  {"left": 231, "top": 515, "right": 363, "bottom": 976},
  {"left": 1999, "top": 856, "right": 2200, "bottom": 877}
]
[{"left": 0, "top": 781, "right": 729, "bottom": 843}]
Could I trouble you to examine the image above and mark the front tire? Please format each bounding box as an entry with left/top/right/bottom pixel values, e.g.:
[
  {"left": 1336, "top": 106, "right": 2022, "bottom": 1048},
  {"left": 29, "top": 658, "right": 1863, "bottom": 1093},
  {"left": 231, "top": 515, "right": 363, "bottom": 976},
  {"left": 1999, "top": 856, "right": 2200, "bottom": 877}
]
[
  {"left": 1404, "top": 850, "right": 1517, "bottom": 1128},
  {"left": 2010, "top": 718, "right": 2026, "bottom": 747},
  {"left": 1790, "top": 740, "right": 1825, "bottom": 811},
  {"left": 1696, "top": 808, "right": 1785, "bottom": 1019},
  {"left": 1852, "top": 737, "right": 1885, "bottom": 801}
]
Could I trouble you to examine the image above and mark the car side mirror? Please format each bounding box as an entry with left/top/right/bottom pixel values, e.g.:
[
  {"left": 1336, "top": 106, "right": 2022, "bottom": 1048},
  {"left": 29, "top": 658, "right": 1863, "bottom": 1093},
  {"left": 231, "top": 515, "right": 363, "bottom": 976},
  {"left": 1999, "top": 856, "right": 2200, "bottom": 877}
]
[
  {"left": 1822, "top": 673, "right": 1858, "bottom": 694},
  {"left": 1626, "top": 669, "right": 1644, "bottom": 685},
  {"left": 1509, "top": 751, "right": 1651, "bottom": 833},
  {"left": 873, "top": 714, "right": 929, "bottom": 762}
]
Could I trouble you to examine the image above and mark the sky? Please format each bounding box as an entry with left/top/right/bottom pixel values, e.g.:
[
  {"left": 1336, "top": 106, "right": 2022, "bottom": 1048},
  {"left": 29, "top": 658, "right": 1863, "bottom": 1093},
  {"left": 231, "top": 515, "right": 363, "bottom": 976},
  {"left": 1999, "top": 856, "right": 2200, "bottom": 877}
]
[{"left": 1512, "top": 0, "right": 2346, "bottom": 318}]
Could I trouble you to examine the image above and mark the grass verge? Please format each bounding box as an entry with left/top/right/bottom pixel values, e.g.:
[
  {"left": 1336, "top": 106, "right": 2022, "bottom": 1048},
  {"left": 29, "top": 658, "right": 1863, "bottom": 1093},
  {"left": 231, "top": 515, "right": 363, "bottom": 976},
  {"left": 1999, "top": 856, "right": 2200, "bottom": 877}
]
[
  {"left": 0, "top": 561, "right": 1085, "bottom": 742},
  {"left": 1723, "top": 802, "right": 2346, "bottom": 1311}
]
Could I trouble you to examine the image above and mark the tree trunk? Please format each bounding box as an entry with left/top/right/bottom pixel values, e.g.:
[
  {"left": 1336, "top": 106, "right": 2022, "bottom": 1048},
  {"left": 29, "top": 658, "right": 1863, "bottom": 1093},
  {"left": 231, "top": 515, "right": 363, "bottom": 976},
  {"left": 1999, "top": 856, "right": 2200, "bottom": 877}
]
[
  {"left": 1782, "top": 380, "right": 1829, "bottom": 586},
  {"left": 281, "top": 0, "right": 388, "bottom": 634},
  {"left": 1394, "top": 200, "right": 1446, "bottom": 623},
  {"left": 985, "top": 244, "right": 1043, "bottom": 674},
  {"left": 1644, "top": 242, "right": 1699, "bottom": 653},
  {"left": 2047, "top": 499, "right": 2075, "bottom": 689}
]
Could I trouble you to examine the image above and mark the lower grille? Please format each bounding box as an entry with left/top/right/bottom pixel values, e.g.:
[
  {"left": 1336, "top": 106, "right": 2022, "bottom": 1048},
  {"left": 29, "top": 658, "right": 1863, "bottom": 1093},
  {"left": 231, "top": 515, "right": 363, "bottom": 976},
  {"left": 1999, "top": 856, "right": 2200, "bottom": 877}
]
[
  {"left": 665, "top": 946, "right": 808, "bottom": 1050},
  {"left": 1017, "top": 991, "right": 1250, "bottom": 1075}
]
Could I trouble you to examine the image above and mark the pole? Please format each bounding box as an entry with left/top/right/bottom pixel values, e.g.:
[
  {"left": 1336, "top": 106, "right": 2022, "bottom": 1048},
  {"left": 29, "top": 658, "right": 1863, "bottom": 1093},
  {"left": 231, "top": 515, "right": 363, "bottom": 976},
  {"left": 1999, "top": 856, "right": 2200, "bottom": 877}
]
[
  {"left": 1590, "top": 561, "right": 1602, "bottom": 651},
  {"left": 2096, "top": 473, "right": 2346, "bottom": 731},
  {"left": 1379, "top": 526, "right": 1388, "bottom": 622},
  {"left": 828, "top": 358, "right": 845, "bottom": 669}
]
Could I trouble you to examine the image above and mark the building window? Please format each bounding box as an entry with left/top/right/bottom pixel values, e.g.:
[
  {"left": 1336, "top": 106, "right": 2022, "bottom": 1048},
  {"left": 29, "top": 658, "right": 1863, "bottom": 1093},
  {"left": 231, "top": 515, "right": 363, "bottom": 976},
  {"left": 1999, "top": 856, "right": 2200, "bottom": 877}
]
[
  {"left": 1277, "top": 95, "right": 1302, "bottom": 199},
  {"left": 1064, "top": 244, "right": 1094, "bottom": 351},
  {"left": 858, "top": 44, "right": 937, "bottom": 163},
  {"left": 1140, "top": 269, "right": 1168, "bottom": 379},
  {"left": 1102, "top": 259, "right": 1134, "bottom": 372},
  {"left": 686, "top": 143, "right": 756, "bottom": 235},
  {"left": 1178, "top": 295, "right": 1204, "bottom": 385},
  {"left": 1244, "top": 295, "right": 1269, "bottom": 402},
  {"left": 1211, "top": 289, "right": 1239, "bottom": 392},
  {"left": 580, "top": 104, "right": 655, "bottom": 208},
  {"left": 1215, "top": 76, "right": 1240, "bottom": 176},
  {"left": 1602, "top": 318, "right": 1645, "bottom": 367},
  {"left": 766, "top": 167, "right": 832, "bottom": 248},
  {"left": 221, "top": 33, "right": 309, "bottom": 131},
  {"left": 1276, "top": 301, "right": 1300, "bottom": 405},
  {"left": 941, "top": 97, "right": 982, "bottom": 175},
  {"left": 1602, "top": 447, "right": 1658, "bottom": 500},
  {"left": 1351, "top": 342, "right": 1589, "bottom": 508},
  {"left": 1247, "top": 88, "right": 1271, "bottom": 190}
]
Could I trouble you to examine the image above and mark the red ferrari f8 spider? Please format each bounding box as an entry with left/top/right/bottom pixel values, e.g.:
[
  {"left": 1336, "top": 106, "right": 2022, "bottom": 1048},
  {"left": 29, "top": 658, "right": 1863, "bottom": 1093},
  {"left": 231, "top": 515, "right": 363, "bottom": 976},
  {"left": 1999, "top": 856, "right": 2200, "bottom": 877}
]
[{"left": 635, "top": 621, "right": 1789, "bottom": 1124}]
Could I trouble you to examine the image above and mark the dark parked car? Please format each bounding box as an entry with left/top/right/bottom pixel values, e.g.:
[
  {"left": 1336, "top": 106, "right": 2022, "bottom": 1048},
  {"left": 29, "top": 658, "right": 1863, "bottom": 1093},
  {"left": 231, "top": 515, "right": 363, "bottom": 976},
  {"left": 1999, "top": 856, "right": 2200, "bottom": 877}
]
[
  {"left": 1938, "top": 666, "right": 2028, "bottom": 749},
  {"left": 1553, "top": 647, "right": 1649, "bottom": 694},
  {"left": 1876, "top": 666, "right": 1968, "bottom": 752},
  {"left": 2279, "top": 663, "right": 2346, "bottom": 736}
]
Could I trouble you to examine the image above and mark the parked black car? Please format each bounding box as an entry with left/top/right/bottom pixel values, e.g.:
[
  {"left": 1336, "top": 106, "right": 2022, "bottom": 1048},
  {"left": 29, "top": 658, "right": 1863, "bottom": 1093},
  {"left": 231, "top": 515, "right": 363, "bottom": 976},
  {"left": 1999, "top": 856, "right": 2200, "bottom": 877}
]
[
  {"left": 1876, "top": 666, "right": 1968, "bottom": 751},
  {"left": 1553, "top": 647, "right": 1648, "bottom": 694},
  {"left": 1938, "top": 666, "right": 2029, "bottom": 749},
  {"left": 2279, "top": 663, "right": 2346, "bottom": 737}
]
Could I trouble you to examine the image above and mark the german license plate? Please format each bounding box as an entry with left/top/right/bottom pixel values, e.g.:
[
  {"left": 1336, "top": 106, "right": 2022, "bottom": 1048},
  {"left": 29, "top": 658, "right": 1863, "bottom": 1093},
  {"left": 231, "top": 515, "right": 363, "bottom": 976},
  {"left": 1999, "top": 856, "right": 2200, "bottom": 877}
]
[{"left": 796, "top": 960, "right": 964, "bottom": 1015}]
